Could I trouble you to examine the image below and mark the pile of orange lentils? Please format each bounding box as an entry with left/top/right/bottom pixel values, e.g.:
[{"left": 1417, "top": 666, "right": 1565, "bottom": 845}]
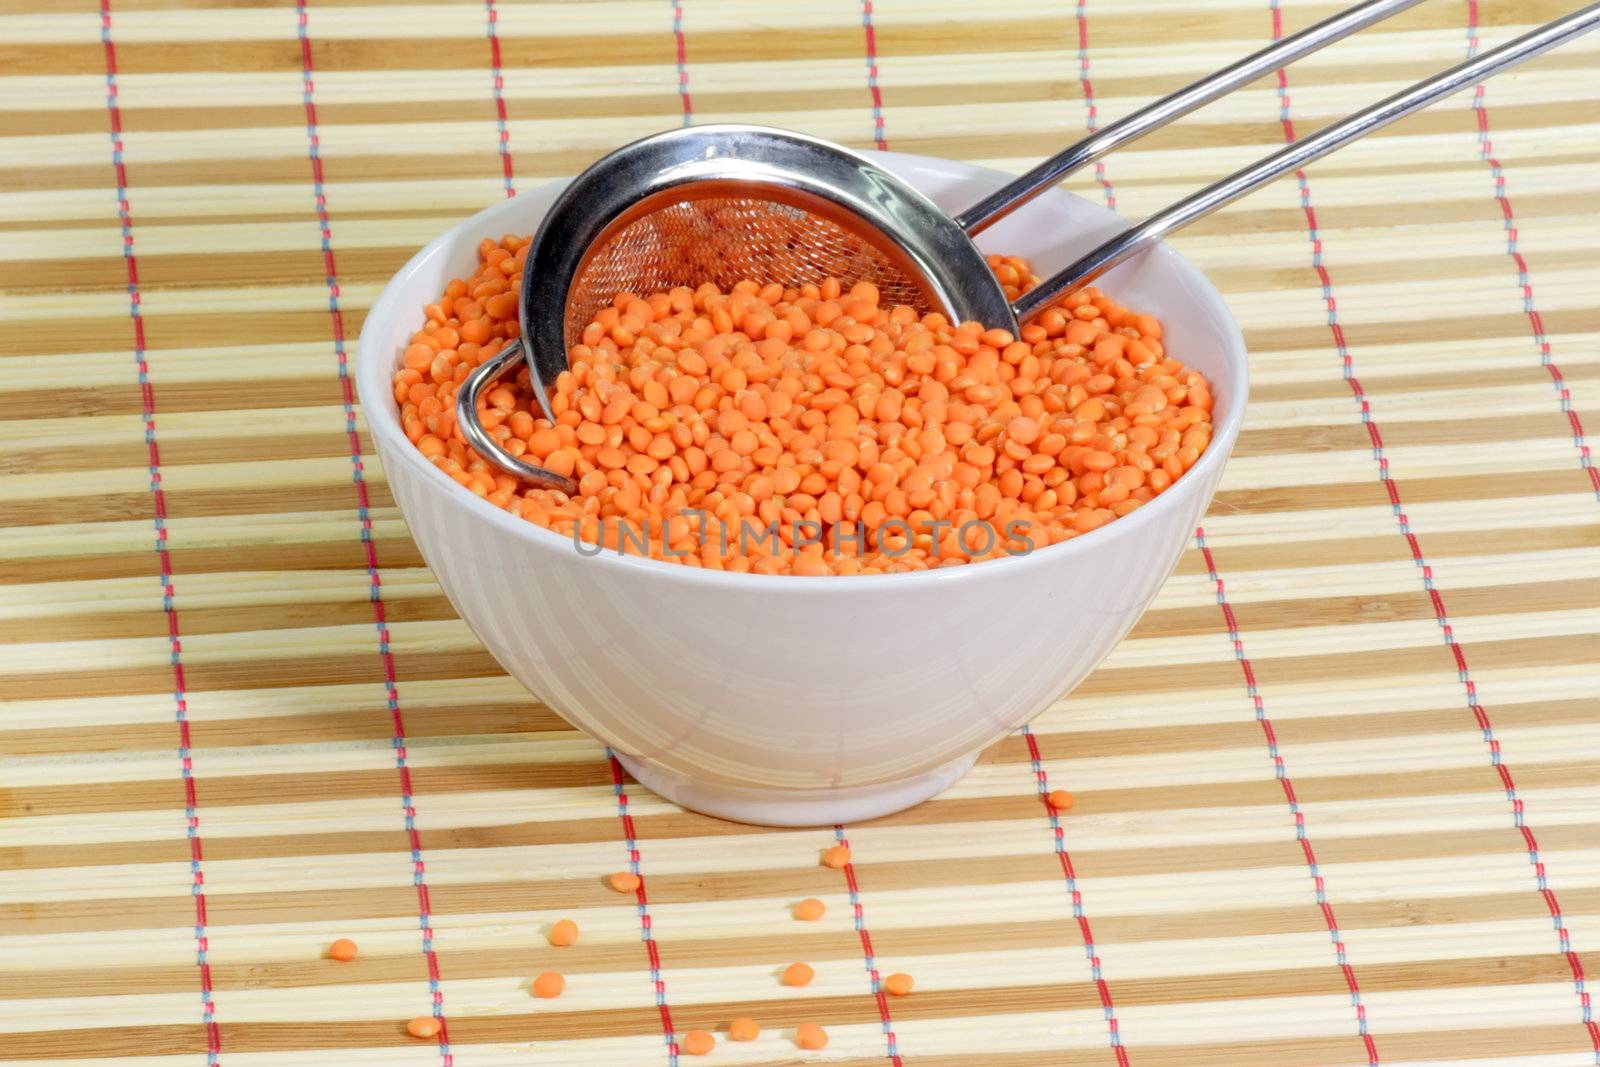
[{"left": 393, "top": 235, "right": 1214, "bottom": 575}]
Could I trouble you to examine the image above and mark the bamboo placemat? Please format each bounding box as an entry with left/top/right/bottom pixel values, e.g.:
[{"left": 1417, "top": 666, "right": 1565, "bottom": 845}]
[{"left": 3, "top": 0, "right": 1599, "bottom": 1064}]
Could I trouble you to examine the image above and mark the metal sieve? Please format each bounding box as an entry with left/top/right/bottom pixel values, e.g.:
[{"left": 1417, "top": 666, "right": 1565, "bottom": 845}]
[{"left": 457, "top": 0, "right": 1599, "bottom": 494}]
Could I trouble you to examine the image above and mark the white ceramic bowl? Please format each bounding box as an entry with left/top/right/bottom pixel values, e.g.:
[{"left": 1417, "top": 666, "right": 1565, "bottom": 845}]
[{"left": 356, "top": 150, "right": 1247, "bottom": 826}]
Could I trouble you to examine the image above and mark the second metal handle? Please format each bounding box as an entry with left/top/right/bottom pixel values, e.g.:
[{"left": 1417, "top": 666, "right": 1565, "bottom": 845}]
[
  {"left": 954, "top": 0, "right": 1425, "bottom": 237},
  {"left": 1012, "top": 2, "right": 1600, "bottom": 322}
]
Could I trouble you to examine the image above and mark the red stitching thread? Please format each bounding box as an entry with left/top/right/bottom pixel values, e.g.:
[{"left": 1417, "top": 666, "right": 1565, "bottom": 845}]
[
  {"left": 99, "top": 3, "right": 222, "bottom": 1059},
  {"left": 1023, "top": 729, "right": 1131, "bottom": 1066},
  {"left": 832, "top": 827, "right": 903, "bottom": 1065},
  {"left": 671, "top": 0, "right": 694, "bottom": 124},
  {"left": 483, "top": 0, "right": 515, "bottom": 196},
  {"left": 1464, "top": 0, "right": 1598, "bottom": 497},
  {"left": 606, "top": 755, "right": 679, "bottom": 1057},
  {"left": 859, "top": 0, "right": 889, "bottom": 150},
  {"left": 1271, "top": 2, "right": 1599, "bottom": 1050},
  {"left": 295, "top": 4, "right": 451, "bottom": 1059},
  {"left": 1196, "top": 531, "right": 1378, "bottom": 1064},
  {"left": 1074, "top": 0, "right": 1117, "bottom": 210}
]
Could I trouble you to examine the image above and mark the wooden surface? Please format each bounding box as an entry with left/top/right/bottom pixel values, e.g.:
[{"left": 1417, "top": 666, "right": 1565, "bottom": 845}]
[{"left": 3, "top": 0, "right": 1600, "bottom": 1064}]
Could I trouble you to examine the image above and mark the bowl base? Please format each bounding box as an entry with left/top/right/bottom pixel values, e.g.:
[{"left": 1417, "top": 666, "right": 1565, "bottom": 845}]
[{"left": 614, "top": 750, "right": 981, "bottom": 827}]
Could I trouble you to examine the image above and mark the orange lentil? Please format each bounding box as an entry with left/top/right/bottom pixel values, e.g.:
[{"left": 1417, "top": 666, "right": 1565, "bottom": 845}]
[
  {"left": 883, "top": 972, "right": 915, "bottom": 996},
  {"left": 728, "top": 1016, "right": 761, "bottom": 1042},
  {"left": 821, "top": 844, "right": 851, "bottom": 869},
  {"left": 796, "top": 1023, "right": 830, "bottom": 1050},
  {"left": 533, "top": 971, "right": 565, "bottom": 998},
  {"left": 608, "top": 871, "right": 642, "bottom": 893},
  {"left": 1006, "top": 416, "right": 1040, "bottom": 446},
  {"left": 782, "top": 962, "right": 815, "bottom": 987},
  {"left": 396, "top": 244, "right": 1215, "bottom": 575},
  {"left": 682, "top": 1029, "right": 716, "bottom": 1055},
  {"left": 794, "top": 897, "right": 826, "bottom": 921},
  {"left": 326, "top": 938, "right": 358, "bottom": 962},
  {"left": 548, "top": 919, "right": 580, "bottom": 947},
  {"left": 1047, "top": 789, "right": 1075, "bottom": 811},
  {"left": 407, "top": 1016, "right": 442, "bottom": 1039}
]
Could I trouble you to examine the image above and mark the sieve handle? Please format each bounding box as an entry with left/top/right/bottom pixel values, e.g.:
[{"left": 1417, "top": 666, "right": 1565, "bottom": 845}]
[
  {"left": 1012, "top": 2, "right": 1600, "bottom": 324},
  {"left": 953, "top": 0, "right": 1426, "bottom": 237},
  {"left": 456, "top": 339, "right": 580, "bottom": 494}
]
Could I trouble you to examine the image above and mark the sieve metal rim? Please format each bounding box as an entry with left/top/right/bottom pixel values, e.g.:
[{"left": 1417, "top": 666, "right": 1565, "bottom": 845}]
[{"left": 518, "top": 124, "right": 1014, "bottom": 417}]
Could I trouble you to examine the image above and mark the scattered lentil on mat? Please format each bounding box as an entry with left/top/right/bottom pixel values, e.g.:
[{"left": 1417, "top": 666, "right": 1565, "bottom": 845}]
[
  {"left": 884, "top": 972, "right": 914, "bottom": 996},
  {"left": 782, "top": 961, "right": 815, "bottom": 987},
  {"left": 326, "top": 938, "right": 358, "bottom": 962},
  {"left": 406, "top": 1016, "right": 441, "bottom": 1039},
  {"left": 683, "top": 1029, "right": 716, "bottom": 1056},
  {"left": 1047, "top": 789, "right": 1075, "bottom": 811},
  {"left": 548, "top": 918, "right": 580, "bottom": 947},
  {"left": 533, "top": 971, "right": 566, "bottom": 998},
  {"left": 607, "top": 871, "right": 641, "bottom": 893},
  {"left": 395, "top": 243, "right": 1215, "bottom": 576},
  {"left": 795, "top": 1022, "right": 829, "bottom": 1050},
  {"left": 728, "top": 1016, "right": 761, "bottom": 1041},
  {"left": 794, "top": 897, "right": 826, "bottom": 921},
  {"left": 821, "top": 844, "right": 851, "bottom": 869}
]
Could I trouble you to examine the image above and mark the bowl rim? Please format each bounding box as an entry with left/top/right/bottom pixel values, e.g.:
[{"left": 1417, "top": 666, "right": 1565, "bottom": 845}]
[{"left": 355, "top": 147, "right": 1249, "bottom": 596}]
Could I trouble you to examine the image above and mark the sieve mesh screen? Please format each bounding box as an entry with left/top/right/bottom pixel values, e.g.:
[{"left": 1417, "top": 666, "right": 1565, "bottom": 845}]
[{"left": 562, "top": 196, "right": 935, "bottom": 344}]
